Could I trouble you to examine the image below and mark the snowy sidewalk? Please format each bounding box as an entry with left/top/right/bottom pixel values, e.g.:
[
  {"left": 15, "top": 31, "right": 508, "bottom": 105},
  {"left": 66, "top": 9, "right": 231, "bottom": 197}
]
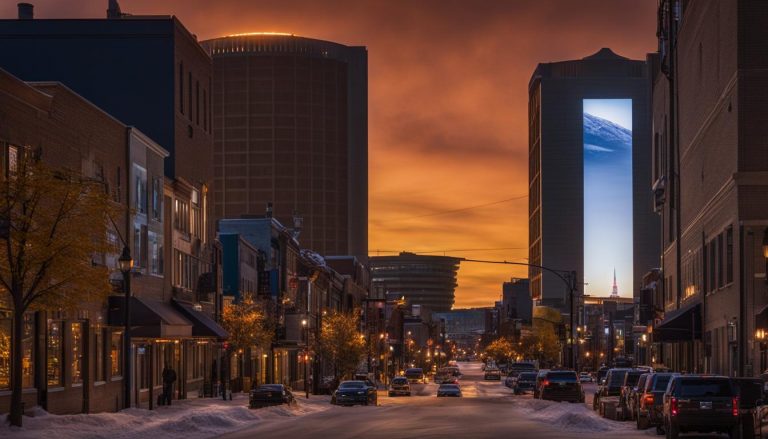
[{"left": 1, "top": 393, "right": 331, "bottom": 439}]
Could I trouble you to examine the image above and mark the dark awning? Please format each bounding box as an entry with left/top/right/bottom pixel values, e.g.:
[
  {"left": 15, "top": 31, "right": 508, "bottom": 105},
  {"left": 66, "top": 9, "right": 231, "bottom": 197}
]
[
  {"left": 653, "top": 300, "right": 701, "bottom": 342},
  {"left": 108, "top": 296, "right": 192, "bottom": 338},
  {"left": 172, "top": 299, "right": 228, "bottom": 339}
]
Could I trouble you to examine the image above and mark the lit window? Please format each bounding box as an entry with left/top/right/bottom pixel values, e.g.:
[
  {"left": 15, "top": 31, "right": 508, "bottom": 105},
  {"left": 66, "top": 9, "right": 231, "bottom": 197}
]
[
  {"left": 47, "top": 320, "right": 63, "bottom": 386},
  {"left": 71, "top": 322, "right": 83, "bottom": 385}
]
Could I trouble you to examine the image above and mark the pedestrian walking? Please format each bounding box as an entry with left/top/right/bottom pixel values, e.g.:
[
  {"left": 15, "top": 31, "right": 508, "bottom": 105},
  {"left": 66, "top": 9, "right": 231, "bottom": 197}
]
[{"left": 162, "top": 364, "right": 177, "bottom": 406}]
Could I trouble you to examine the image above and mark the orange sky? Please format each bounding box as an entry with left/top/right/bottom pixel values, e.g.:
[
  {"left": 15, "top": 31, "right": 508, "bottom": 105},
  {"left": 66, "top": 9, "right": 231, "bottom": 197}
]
[{"left": 5, "top": 0, "right": 658, "bottom": 308}]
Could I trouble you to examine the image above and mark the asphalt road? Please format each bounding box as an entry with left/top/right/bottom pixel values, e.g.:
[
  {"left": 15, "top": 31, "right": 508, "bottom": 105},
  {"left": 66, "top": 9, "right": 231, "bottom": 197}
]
[{"left": 221, "top": 362, "right": 662, "bottom": 439}]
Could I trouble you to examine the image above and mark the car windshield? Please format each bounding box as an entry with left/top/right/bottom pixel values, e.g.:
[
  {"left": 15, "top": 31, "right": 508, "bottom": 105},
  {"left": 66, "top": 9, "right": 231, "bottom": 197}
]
[
  {"left": 405, "top": 369, "right": 423, "bottom": 376},
  {"left": 653, "top": 375, "right": 673, "bottom": 391},
  {"left": 392, "top": 378, "right": 407, "bottom": 385},
  {"left": 679, "top": 379, "right": 732, "bottom": 397},
  {"left": 512, "top": 363, "right": 536, "bottom": 370},
  {"left": 339, "top": 381, "right": 366, "bottom": 389},
  {"left": 608, "top": 370, "right": 628, "bottom": 386},
  {"left": 256, "top": 385, "right": 282, "bottom": 391},
  {"left": 547, "top": 372, "right": 577, "bottom": 382},
  {"left": 519, "top": 372, "right": 538, "bottom": 380},
  {"left": 440, "top": 384, "right": 459, "bottom": 390},
  {"left": 625, "top": 371, "right": 643, "bottom": 386}
]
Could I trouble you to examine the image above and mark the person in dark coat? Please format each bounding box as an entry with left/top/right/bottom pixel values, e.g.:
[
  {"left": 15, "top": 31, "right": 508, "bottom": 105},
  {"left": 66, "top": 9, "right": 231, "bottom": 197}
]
[{"left": 162, "top": 365, "right": 177, "bottom": 406}]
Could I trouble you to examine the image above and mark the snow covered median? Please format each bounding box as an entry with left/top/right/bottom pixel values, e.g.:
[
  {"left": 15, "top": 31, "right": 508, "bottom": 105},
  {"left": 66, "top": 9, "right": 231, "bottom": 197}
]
[
  {"left": 1, "top": 394, "right": 330, "bottom": 439},
  {"left": 509, "top": 397, "right": 635, "bottom": 433}
]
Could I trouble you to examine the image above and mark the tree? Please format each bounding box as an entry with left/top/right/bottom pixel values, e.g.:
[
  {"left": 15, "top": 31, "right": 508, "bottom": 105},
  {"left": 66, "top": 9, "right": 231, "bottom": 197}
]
[
  {"left": 0, "top": 156, "right": 117, "bottom": 426},
  {"left": 220, "top": 295, "right": 273, "bottom": 352},
  {"left": 484, "top": 337, "right": 516, "bottom": 364},
  {"left": 519, "top": 321, "right": 561, "bottom": 367},
  {"left": 316, "top": 310, "right": 366, "bottom": 380}
]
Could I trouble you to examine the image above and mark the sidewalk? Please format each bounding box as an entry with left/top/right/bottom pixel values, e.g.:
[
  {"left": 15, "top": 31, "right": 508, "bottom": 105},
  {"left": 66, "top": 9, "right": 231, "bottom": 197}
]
[{"left": 1, "top": 393, "right": 331, "bottom": 439}]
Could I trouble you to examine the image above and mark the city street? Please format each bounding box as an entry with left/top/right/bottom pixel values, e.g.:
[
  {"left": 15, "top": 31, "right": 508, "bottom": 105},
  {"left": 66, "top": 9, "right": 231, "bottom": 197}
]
[{"left": 221, "top": 363, "right": 651, "bottom": 439}]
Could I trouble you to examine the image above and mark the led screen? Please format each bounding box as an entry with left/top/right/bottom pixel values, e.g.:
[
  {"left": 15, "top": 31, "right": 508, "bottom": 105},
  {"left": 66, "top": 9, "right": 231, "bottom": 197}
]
[{"left": 583, "top": 99, "right": 633, "bottom": 297}]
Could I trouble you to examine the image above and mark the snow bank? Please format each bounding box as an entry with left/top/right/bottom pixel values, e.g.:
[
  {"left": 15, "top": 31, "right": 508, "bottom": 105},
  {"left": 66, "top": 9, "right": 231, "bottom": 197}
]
[
  {"left": 1, "top": 395, "right": 329, "bottom": 439},
  {"left": 509, "top": 398, "right": 634, "bottom": 433}
]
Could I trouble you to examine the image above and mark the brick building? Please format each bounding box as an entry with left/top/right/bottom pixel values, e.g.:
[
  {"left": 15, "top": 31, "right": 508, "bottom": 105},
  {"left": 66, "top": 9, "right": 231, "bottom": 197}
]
[{"left": 651, "top": 0, "right": 768, "bottom": 376}]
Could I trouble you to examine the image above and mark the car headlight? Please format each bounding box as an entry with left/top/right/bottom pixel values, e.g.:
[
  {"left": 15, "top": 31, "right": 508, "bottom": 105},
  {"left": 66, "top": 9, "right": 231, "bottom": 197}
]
[{"left": 357, "top": 391, "right": 365, "bottom": 395}]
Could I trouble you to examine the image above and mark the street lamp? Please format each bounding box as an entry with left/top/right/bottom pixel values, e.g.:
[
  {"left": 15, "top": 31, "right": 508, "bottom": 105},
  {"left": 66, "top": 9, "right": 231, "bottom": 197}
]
[
  {"left": 118, "top": 246, "right": 133, "bottom": 409},
  {"left": 302, "top": 318, "right": 309, "bottom": 399}
]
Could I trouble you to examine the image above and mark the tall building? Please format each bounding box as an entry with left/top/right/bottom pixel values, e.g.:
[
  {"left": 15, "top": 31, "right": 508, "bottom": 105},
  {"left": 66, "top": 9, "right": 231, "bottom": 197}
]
[
  {"left": 201, "top": 34, "right": 368, "bottom": 259},
  {"left": 502, "top": 278, "right": 533, "bottom": 325},
  {"left": 370, "top": 253, "right": 461, "bottom": 312},
  {"left": 527, "top": 48, "right": 657, "bottom": 314},
  {"left": 650, "top": 0, "right": 768, "bottom": 376}
]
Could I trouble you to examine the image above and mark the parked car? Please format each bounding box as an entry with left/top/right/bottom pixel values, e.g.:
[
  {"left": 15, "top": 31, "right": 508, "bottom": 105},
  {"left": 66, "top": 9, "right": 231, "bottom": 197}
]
[
  {"left": 579, "top": 372, "right": 593, "bottom": 383},
  {"left": 539, "top": 370, "right": 585, "bottom": 403},
  {"left": 619, "top": 369, "right": 647, "bottom": 417},
  {"left": 533, "top": 369, "right": 551, "bottom": 399},
  {"left": 437, "top": 383, "right": 462, "bottom": 397},
  {"left": 625, "top": 373, "right": 650, "bottom": 422},
  {"left": 405, "top": 368, "right": 426, "bottom": 384},
  {"left": 636, "top": 372, "right": 678, "bottom": 431},
  {"left": 662, "top": 375, "right": 739, "bottom": 439},
  {"left": 331, "top": 380, "right": 378, "bottom": 406},
  {"left": 318, "top": 376, "right": 337, "bottom": 395},
  {"left": 442, "top": 366, "right": 462, "bottom": 378},
  {"left": 249, "top": 384, "right": 295, "bottom": 409},
  {"left": 596, "top": 366, "right": 610, "bottom": 385},
  {"left": 512, "top": 371, "right": 539, "bottom": 395},
  {"left": 484, "top": 367, "right": 502, "bottom": 381},
  {"left": 388, "top": 376, "right": 411, "bottom": 397},
  {"left": 593, "top": 368, "right": 630, "bottom": 411},
  {"left": 730, "top": 377, "right": 764, "bottom": 439}
]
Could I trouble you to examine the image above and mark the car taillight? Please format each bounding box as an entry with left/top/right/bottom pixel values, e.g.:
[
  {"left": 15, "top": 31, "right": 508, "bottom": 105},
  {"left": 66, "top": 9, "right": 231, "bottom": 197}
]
[
  {"left": 732, "top": 397, "right": 739, "bottom": 417},
  {"left": 670, "top": 397, "right": 678, "bottom": 416},
  {"left": 643, "top": 394, "right": 654, "bottom": 408},
  {"left": 542, "top": 380, "right": 550, "bottom": 387}
]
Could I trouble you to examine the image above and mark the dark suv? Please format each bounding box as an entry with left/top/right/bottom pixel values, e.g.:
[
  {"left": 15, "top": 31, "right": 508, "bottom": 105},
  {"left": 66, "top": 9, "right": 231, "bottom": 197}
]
[
  {"left": 619, "top": 370, "right": 646, "bottom": 416},
  {"left": 625, "top": 372, "right": 650, "bottom": 422},
  {"left": 636, "top": 372, "right": 678, "bottom": 431},
  {"left": 540, "top": 371, "right": 585, "bottom": 403},
  {"left": 662, "top": 376, "right": 739, "bottom": 439},
  {"left": 594, "top": 368, "right": 630, "bottom": 411}
]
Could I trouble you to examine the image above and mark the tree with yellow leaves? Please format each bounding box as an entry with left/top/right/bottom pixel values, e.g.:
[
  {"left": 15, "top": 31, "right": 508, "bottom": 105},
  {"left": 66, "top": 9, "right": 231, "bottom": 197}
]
[
  {"left": 220, "top": 295, "right": 273, "bottom": 352},
  {"left": 484, "top": 337, "right": 516, "bottom": 365},
  {"left": 0, "top": 155, "right": 118, "bottom": 426},
  {"left": 317, "top": 310, "right": 366, "bottom": 380}
]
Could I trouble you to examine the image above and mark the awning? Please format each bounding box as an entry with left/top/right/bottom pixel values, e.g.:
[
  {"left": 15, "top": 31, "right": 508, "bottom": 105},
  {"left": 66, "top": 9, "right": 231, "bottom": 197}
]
[
  {"left": 108, "top": 296, "right": 192, "bottom": 338},
  {"left": 653, "top": 300, "right": 701, "bottom": 342},
  {"left": 172, "top": 299, "right": 228, "bottom": 339}
]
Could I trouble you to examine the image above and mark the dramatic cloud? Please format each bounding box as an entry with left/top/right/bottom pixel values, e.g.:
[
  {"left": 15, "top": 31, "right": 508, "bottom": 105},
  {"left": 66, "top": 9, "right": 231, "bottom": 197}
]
[{"left": 5, "top": 0, "right": 658, "bottom": 308}]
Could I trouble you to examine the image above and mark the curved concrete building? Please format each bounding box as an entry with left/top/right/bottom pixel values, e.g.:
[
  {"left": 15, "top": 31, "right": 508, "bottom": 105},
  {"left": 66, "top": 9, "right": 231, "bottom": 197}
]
[
  {"left": 370, "top": 253, "right": 461, "bottom": 312},
  {"left": 201, "top": 34, "right": 367, "bottom": 259}
]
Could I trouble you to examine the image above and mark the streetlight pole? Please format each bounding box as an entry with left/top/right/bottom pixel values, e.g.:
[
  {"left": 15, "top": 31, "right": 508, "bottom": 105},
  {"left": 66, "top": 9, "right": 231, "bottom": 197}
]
[
  {"left": 118, "top": 246, "right": 133, "bottom": 410},
  {"left": 302, "top": 318, "right": 309, "bottom": 399}
]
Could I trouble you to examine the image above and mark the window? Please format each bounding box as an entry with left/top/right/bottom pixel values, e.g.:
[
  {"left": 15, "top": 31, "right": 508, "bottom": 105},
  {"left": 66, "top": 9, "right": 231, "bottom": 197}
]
[
  {"left": 133, "top": 224, "right": 147, "bottom": 269},
  {"left": 152, "top": 177, "right": 162, "bottom": 221},
  {"left": 95, "top": 328, "right": 105, "bottom": 382},
  {"left": 191, "top": 206, "right": 202, "bottom": 238},
  {"left": 726, "top": 227, "right": 733, "bottom": 285},
  {"left": 717, "top": 233, "right": 724, "bottom": 289},
  {"left": 149, "top": 231, "right": 163, "bottom": 275},
  {"left": 0, "top": 312, "right": 10, "bottom": 389},
  {"left": 111, "top": 331, "right": 123, "bottom": 377},
  {"left": 71, "top": 322, "right": 83, "bottom": 385},
  {"left": 195, "top": 80, "right": 200, "bottom": 126},
  {"left": 133, "top": 165, "right": 147, "bottom": 215},
  {"left": 709, "top": 239, "right": 717, "bottom": 292},
  {"left": 47, "top": 320, "right": 63, "bottom": 386},
  {"left": 179, "top": 62, "right": 184, "bottom": 115},
  {"left": 174, "top": 199, "right": 189, "bottom": 234},
  {"left": 188, "top": 72, "right": 192, "bottom": 122},
  {"left": 7, "top": 144, "right": 19, "bottom": 177}
]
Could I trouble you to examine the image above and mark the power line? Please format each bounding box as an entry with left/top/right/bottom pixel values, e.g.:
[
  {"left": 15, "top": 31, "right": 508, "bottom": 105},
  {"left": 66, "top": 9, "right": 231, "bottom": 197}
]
[
  {"left": 370, "top": 247, "right": 527, "bottom": 255},
  {"left": 389, "top": 194, "right": 527, "bottom": 222}
]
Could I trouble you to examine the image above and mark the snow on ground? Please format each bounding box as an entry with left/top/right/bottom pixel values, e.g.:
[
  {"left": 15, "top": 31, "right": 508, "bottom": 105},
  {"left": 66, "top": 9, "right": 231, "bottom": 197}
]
[
  {"left": 1, "top": 393, "right": 330, "bottom": 439},
  {"left": 507, "top": 396, "right": 636, "bottom": 433}
]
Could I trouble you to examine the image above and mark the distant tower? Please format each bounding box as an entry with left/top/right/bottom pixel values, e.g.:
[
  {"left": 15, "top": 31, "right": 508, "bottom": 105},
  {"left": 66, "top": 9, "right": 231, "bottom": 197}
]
[{"left": 610, "top": 268, "right": 619, "bottom": 298}]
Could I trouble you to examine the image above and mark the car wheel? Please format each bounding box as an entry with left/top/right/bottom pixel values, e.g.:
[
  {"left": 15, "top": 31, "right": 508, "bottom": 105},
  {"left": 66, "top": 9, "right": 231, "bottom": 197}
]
[{"left": 637, "top": 415, "right": 649, "bottom": 430}]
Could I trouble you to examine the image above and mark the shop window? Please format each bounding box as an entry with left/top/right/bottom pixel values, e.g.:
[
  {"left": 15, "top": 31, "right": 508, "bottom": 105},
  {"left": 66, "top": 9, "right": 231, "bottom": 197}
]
[
  {"left": 95, "top": 328, "right": 105, "bottom": 382},
  {"left": 71, "top": 322, "right": 83, "bottom": 385},
  {"left": 111, "top": 331, "right": 123, "bottom": 377},
  {"left": 47, "top": 320, "right": 63, "bottom": 387}
]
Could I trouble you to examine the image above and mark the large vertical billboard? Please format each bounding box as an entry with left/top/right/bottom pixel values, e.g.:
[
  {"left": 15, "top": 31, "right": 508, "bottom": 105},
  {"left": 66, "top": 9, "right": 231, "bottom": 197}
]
[{"left": 583, "top": 99, "right": 633, "bottom": 297}]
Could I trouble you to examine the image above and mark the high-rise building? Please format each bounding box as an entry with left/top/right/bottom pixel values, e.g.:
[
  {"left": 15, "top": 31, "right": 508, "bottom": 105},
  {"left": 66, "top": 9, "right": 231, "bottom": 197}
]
[
  {"left": 527, "top": 48, "right": 658, "bottom": 314},
  {"left": 201, "top": 34, "right": 368, "bottom": 259},
  {"left": 370, "top": 253, "right": 461, "bottom": 312}
]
